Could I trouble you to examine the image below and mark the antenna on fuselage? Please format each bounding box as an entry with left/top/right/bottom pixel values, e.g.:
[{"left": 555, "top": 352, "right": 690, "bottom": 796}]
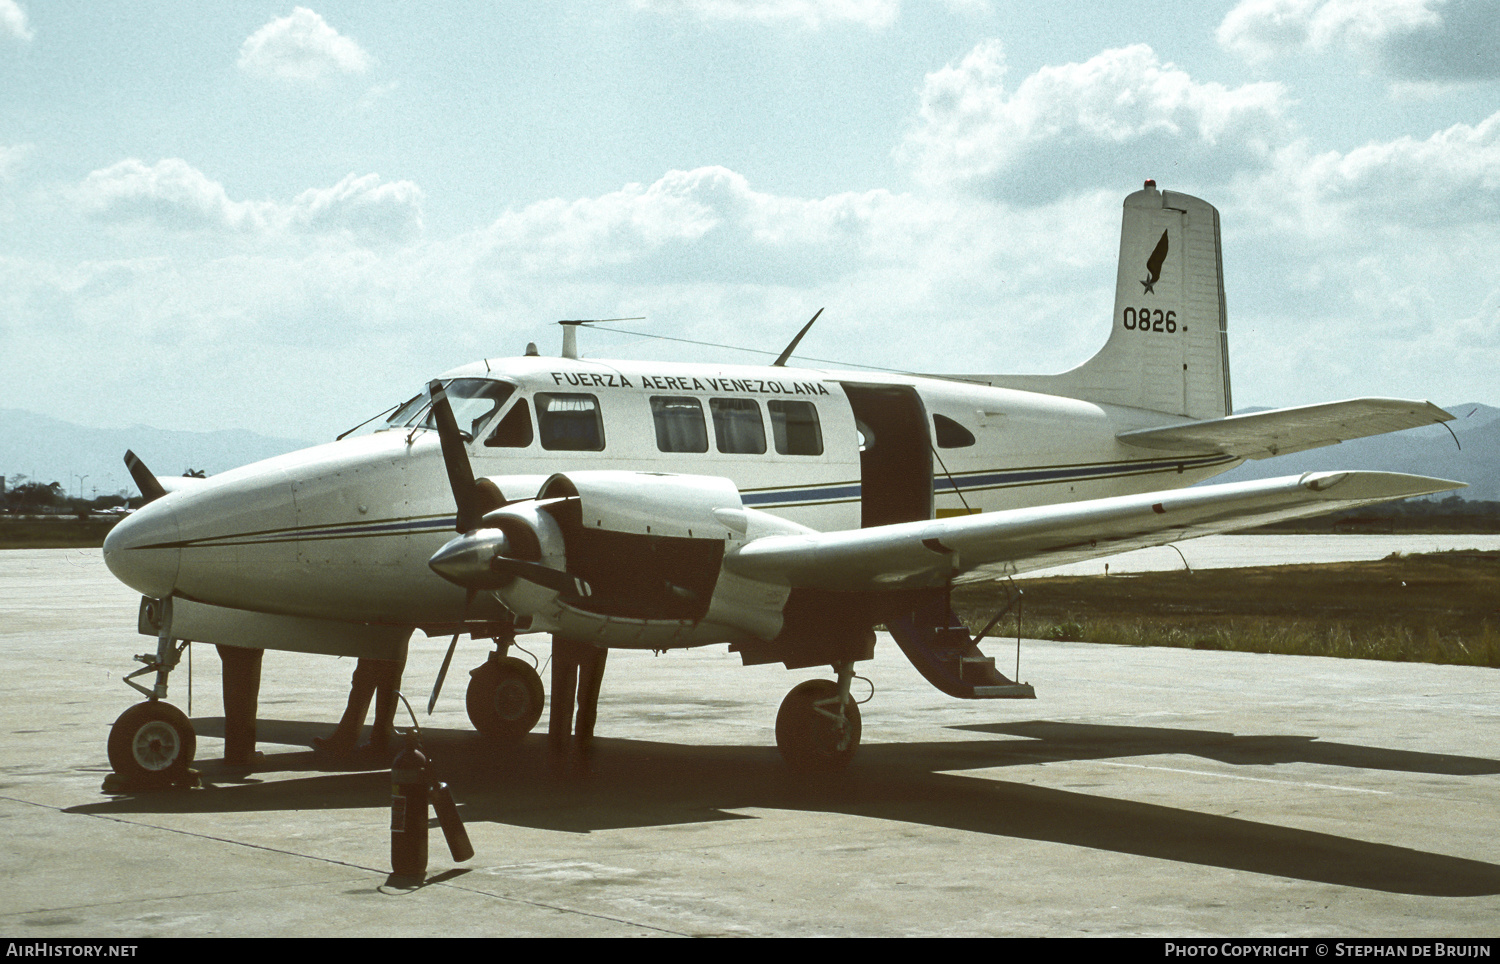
[
  {"left": 557, "top": 317, "right": 645, "bottom": 359},
  {"left": 772, "top": 308, "right": 824, "bottom": 367}
]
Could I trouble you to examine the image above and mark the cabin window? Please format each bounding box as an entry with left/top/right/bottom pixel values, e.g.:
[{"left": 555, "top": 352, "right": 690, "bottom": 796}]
[
  {"left": 536, "top": 392, "right": 606, "bottom": 451},
  {"left": 485, "top": 399, "right": 533, "bottom": 448},
  {"left": 650, "top": 396, "right": 708, "bottom": 453},
  {"left": 768, "top": 399, "right": 823, "bottom": 456},
  {"left": 933, "top": 413, "right": 976, "bottom": 449},
  {"left": 710, "top": 398, "right": 766, "bottom": 454}
]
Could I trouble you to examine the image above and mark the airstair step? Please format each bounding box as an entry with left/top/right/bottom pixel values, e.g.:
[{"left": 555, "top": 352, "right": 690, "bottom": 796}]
[{"left": 886, "top": 604, "right": 1035, "bottom": 701}]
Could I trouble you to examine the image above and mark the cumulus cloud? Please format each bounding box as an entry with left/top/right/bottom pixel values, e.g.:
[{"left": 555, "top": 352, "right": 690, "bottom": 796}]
[
  {"left": 238, "top": 7, "right": 373, "bottom": 82},
  {"left": 76, "top": 159, "right": 423, "bottom": 242},
  {"left": 631, "top": 0, "right": 899, "bottom": 29},
  {"left": 1218, "top": 0, "right": 1500, "bottom": 81},
  {"left": 1258, "top": 110, "right": 1500, "bottom": 232},
  {"left": 289, "top": 173, "right": 424, "bottom": 239},
  {"left": 899, "top": 42, "right": 1290, "bottom": 203},
  {"left": 1201, "top": 105, "right": 1500, "bottom": 409},
  {"left": 455, "top": 166, "right": 1120, "bottom": 377},
  {"left": 474, "top": 166, "right": 915, "bottom": 285},
  {"left": 78, "top": 159, "right": 262, "bottom": 233},
  {"left": 481, "top": 167, "right": 741, "bottom": 274},
  {"left": 34, "top": 149, "right": 1500, "bottom": 436},
  {"left": 0, "top": 0, "right": 32, "bottom": 42}
]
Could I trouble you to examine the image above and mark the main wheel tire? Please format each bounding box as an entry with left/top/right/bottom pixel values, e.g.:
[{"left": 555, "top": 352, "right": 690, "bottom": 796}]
[
  {"left": 467, "top": 656, "right": 545, "bottom": 742},
  {"left": 775, "top": 679, "right": 861, "bottom": 773},
  {"left": 107, "top": 702, "right": 196, "bottom": 787}
]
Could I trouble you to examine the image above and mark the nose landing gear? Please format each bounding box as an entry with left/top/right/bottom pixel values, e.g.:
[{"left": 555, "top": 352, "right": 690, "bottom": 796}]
[
  {"left": 106, "top": 701, "right": 197, "bottom": 790},
  {"left": 104, "top": 597, "right": 199, "bottom": 792}
]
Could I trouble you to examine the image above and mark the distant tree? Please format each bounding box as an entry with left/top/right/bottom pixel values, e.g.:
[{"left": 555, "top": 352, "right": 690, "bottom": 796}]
[{"left": 6, "top": 480, "right": 63, "bottom": 509}]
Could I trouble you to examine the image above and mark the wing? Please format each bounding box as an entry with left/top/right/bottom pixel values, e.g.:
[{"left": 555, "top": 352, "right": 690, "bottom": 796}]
[
  {"left": 725, "top": 471, "right": 1463, "bottom": 591},
  {"left": 1117, "top": 398, "right": 1452, "bottom": 460}
]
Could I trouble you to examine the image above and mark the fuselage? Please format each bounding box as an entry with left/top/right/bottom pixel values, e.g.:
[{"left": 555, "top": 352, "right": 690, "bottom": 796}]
[{"left": 103, "top": 354, "right": 1240, "bottom": 639}]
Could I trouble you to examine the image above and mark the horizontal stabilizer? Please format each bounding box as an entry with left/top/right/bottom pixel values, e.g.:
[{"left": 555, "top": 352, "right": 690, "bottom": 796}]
[
  {"left": 725, "top": 471, "right": 1464, "bottom": 591},
  {"left": 1117, "top": 398, "right": 1452, "bottom": 460}
]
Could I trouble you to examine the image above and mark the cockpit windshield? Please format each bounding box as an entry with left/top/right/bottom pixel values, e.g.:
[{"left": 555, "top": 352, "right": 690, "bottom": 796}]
[
  {"left": 411, "top": 379, "right": 516, "bottom": 439},
  {"left": 385, "top": 391, "right": 428, "bottom": 428},
  {"left": 341, "top": 379, "right": 517, "bottom": 441}
]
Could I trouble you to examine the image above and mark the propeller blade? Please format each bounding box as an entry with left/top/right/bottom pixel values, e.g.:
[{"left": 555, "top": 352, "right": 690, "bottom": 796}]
[
  {"left": 428, "top": 379, "right": 482, "bottom": 533},
  {"left": 428, "top": 628, "right": 462, "bottom": 715},
  {"left": 123, "top": 450, "right": 167, "bottom": 504},
  {"left": 490, "top": 557, "right": 593, "bottom": 598}
]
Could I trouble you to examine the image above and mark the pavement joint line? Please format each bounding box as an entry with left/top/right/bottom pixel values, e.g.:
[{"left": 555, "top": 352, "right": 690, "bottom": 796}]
[
  {"left": 1088, "top": 760, "right": 1391, "bottom": 793},
  {"left": 1, "top": 791, "right": 389, "bottom": 874},
  {"left": 427, "top": 878, "right": 693, "bottom": 936},
  {"left": 1, "top": 793, "right": 694, "bottom": 936}
]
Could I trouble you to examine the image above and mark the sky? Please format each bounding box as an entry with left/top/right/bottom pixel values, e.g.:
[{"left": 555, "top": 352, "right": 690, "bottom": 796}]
[{"left": 3, "top": 1, "right": 1498, "bottom": 444}]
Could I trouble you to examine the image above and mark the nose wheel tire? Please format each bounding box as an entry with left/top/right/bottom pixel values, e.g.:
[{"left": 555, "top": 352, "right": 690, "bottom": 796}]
[
  {"left": 467, "top": 656, "right": 545, "bottom": 743},
  {"left": 107, "top": 701, "right": 196, "bottom": 788},
  {"left": 776, "top": 679, "right": 861, "bottom": 773}
]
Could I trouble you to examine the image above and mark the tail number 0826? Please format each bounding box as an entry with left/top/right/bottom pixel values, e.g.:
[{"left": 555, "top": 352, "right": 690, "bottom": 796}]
[{"left": 1123, "top": 307, "right": 1176, "bottom": 333}]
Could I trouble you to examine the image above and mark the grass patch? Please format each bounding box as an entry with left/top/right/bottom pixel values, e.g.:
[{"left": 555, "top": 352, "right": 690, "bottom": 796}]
[
  {"left": 0, "top": 518, "right": 120, "bottom": 549},
  {"left": 953, "top": 550, "right": 1500, "bottom": 669}
]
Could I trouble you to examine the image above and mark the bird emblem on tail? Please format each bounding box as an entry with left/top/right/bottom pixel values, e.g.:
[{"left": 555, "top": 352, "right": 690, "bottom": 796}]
[{"left": 1141, "top": 229, "right": 1169, "bottom": 294}]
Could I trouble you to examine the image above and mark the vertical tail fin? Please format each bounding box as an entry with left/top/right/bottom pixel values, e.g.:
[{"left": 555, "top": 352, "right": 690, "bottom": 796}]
[{"left": 984, "top": 183, "right": 1232, "bottom": 419}]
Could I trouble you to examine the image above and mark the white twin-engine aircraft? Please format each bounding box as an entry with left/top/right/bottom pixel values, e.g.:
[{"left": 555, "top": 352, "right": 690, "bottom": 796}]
[{"left": 102, "top": 182, "right": 1461, "bottom": 785}]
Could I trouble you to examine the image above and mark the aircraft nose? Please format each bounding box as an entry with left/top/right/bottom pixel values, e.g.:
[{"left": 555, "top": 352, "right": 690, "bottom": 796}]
[{"left": 103, "top": 500, "right": 182, "bottom": 598}]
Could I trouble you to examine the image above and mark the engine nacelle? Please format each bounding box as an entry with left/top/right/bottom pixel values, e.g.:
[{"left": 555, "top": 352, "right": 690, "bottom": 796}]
[
  {"left": 484, "top": 471, "right": 809, "bottom": 649},
  {"left": 536, "top": 470, "right": 744, "bottom": 539}
]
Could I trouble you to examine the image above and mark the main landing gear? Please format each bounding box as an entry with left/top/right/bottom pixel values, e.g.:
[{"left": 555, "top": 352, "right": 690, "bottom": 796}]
[
  {"left": 466, "top": 652, "right": 545, "bottom": 743},
  {"left": 775, "top": 661, "right": 862, "bottom": 773}
]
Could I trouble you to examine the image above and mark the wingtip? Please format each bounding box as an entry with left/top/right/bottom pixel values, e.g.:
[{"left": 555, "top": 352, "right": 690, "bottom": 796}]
[{"left": 1299, "top": 470, "right": 1467, "bottom": 500}]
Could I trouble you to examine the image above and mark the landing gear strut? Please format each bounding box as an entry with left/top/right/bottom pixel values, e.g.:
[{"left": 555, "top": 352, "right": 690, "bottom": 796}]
[
  {"left": 775, "top": 661, "right": 861, "bottom": 772},
  {"left": 106, "top": 599, "right": 198, "bottom": 790}
]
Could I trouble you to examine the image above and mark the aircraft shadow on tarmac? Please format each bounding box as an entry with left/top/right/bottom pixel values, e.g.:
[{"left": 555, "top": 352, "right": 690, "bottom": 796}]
[
  {"left": 953, "top": 720, "right": 1500, "bottom": 776},
  {"left": 68, "top": 716, "right": 1500, "bottom": 898}
]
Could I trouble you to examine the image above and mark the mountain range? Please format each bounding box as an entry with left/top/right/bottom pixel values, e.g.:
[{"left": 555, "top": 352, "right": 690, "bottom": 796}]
[{"left": 0, "top": 409, "right": 317, "bottom": 498}]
